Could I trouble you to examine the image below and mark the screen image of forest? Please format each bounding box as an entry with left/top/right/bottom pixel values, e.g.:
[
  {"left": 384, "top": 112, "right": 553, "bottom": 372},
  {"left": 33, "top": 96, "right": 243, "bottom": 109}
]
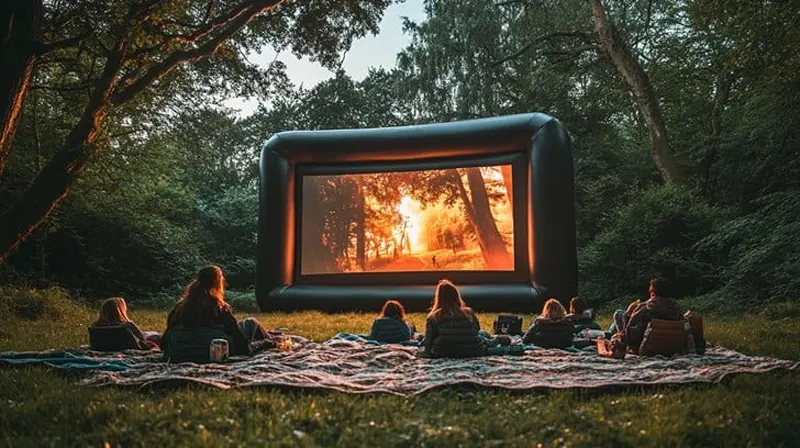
[{"left": 300, "top": 165, "right": 515, "bottom": 275}]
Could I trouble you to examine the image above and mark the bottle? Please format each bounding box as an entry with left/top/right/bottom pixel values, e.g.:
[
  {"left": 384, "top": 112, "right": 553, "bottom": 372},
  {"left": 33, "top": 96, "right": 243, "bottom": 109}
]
[{"left": 684, "top": 320, "right": 696, "bottom": 354}]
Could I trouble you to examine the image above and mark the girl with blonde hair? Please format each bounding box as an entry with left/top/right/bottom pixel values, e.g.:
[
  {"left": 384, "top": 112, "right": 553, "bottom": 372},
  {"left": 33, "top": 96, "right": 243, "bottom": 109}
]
[
  {"left": 522, "top": 298, "right": 575, "bottom": 349},
  {"left": 90, "top": 297, "right": 160, "bottom": 350}
]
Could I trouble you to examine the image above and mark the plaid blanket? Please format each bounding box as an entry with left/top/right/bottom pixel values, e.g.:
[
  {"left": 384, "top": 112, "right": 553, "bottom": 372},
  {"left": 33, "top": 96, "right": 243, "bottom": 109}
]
[{"left": 3, "top": 334, "right": 798, "bottom": 396}]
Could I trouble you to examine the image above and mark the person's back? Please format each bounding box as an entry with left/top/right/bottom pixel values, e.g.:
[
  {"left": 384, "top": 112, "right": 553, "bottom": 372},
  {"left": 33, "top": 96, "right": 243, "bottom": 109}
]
[
  {"left": 370, "top": 317, "right": 413, "bottom": 343},
  {"left": 421, "top": 280, "right": 487, "bottom": 358},
  {"left": 625, "top": 277, "right": 682, "bottom": 352},
  {"left": 89, "top": 297, "right": 156, "bottom": 351},
  {"left": 369, "top": 300, "right": 414, "bottom": 343},
  {"left": 565, "top": 296, "right": 601, "bottom": 335},
  {"left": 162, "top": 266, "right": 251, "bottom": 362},
  {"left": 523, "top": 317, "right": 574, "bottom": 348},
  {"left": 426, "top": 310, "right": 485, "bottom": 358},
  {"left": 522, "top": 299, "right": 574, "bottom": 349}
]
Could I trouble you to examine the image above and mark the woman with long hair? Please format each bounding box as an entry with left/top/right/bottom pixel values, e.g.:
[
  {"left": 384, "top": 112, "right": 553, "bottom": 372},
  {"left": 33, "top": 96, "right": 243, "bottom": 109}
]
[
  {"left": 369, "top": 299, "right": 416, "bottom": 343},
  {"left": 89, "top": 297, "right": 160, "bottom": 350},
  {"left": 522, "top": 298, "right": 574, "bottom": 349},
  {"left": 162, "top": 266, "right": 275, "bottom": 362},
  {"left": 418, "top": 279, "right": 487, "bottom": 358}
]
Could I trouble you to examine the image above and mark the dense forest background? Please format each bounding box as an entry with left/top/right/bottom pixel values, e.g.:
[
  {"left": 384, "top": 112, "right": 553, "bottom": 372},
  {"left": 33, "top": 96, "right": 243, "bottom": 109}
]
[{"left": 1, "top": 0, "right": 798, "bottom": 312}]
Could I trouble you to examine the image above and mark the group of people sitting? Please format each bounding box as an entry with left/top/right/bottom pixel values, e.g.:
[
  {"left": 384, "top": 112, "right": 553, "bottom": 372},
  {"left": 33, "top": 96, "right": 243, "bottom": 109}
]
[{"left": 89, "top": 265, "right": 698, "bottom": 362}]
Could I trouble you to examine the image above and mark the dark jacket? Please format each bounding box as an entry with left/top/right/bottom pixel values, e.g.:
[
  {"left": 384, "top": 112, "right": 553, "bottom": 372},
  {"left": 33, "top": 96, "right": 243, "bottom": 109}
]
[
  {"left": 162, "top": 305, "right": 250, "bottom": 362},
  {"left": 422, "top": 310, "right": 486, "bottom": 358},
  {"left": 624, "top": 295, "right": 682, "bottom": 352},
  {"left": 369, "top": 317, "right": 414, "bottom": 343},
  {"left": 522, "top": 318, "right": 574, "bottom": 349}
]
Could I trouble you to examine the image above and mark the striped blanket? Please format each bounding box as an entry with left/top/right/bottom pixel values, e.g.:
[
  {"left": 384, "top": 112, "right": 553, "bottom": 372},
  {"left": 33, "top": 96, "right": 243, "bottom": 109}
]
[{"left": 3, "top": 334, "right": 797, "bottom": 396}]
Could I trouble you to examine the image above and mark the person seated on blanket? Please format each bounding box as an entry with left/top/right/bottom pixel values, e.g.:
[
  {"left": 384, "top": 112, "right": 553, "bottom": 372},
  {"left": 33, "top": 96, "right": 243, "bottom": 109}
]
[
  {"left": 565, "top": 296, "right": 601, "bottom": 335},
  {"left": 417, "top": 280, "right": 488, "bottom": 358},
  {"left": 89, "top": 297, "right": 161, "bottom": 350},
  {"left": 161, "top": 265, "right": 281, "bottom": 363},
  {"left": 522, "top": 298, "right": 574, "bottom": 349},
  {"left": 610, "top": 276, "right": 682, "bottom": 354},
  {"left": 369, "top": 300, "right": 416, "bottom": 343}
]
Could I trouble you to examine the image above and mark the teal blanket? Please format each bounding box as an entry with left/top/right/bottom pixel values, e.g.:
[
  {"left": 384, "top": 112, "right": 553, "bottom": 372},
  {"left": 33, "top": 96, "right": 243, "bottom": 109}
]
[{"left": 1, "top": 351, "right": 132, "bottom": 372}]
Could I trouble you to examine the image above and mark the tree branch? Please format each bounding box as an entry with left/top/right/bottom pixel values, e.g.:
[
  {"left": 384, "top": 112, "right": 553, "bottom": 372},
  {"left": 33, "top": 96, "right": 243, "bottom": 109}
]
[
  {"left": 492, "top": 31, "right": 593, "bottom": 66},
  {"left": 112, "top": 0, "right": 285, "bottom": 105},
  {"left": 35, "top": 30, "right": 92, "bottom": 55}
]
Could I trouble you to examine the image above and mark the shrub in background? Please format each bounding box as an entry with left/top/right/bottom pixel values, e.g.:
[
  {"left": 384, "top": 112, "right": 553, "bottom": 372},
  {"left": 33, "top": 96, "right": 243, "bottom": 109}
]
[{"left": 580, "top": 186, "right": 726, "bottom": 306}]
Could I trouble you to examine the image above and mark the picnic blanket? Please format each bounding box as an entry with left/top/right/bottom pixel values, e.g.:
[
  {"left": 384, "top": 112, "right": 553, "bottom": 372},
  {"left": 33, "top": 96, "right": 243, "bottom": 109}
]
[{"left": 2, "top": 333, "right": 798, "bottom": 396}]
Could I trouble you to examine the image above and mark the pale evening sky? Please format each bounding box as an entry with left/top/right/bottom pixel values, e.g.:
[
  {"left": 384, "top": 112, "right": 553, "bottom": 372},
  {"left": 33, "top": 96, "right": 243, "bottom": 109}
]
[{"left": 225, "top": 0, "right": 426, "bottom": 116}]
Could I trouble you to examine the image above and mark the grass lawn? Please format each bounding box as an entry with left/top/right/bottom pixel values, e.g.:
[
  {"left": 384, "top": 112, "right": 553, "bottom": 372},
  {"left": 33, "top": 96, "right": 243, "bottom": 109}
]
[{"left": 1, "top": 302, "right": 799, "bottom": 447}]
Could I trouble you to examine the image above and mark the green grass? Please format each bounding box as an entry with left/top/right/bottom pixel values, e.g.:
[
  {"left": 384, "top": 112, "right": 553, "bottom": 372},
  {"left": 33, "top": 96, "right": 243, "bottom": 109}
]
[{"left": 1, "top": 293, "right": 799, "bottom": 447}]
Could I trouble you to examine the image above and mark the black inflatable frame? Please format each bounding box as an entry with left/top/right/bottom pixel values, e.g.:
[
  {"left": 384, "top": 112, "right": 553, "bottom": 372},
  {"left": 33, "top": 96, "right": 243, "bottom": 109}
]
[{"left": 257, "top": 113, "right": 577, "bottom": 312}]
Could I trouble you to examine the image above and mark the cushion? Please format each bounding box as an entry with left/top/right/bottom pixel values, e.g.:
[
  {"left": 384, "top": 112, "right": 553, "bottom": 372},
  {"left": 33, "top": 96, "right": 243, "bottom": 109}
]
[
  {"left": 638, "top": 319, "right": 687, "bottom": 357},
  {"left": 88, "top": 325, "right": 146, "bottom": 352}
]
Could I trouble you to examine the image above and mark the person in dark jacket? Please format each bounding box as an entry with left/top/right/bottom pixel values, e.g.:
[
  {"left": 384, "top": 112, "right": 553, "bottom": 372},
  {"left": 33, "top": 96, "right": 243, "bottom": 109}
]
[
  {"left": 622, "top": 277, "right": 682, "bottom": 353},
  {"left": 522, "top": 298, "right": 575, "bottom": 349},
  {"left": 369, "top": 300, "right": 416, "bottom": 343},
  {"left": 418, "top": 280, "right": 487, "bottom": 358},
  {"left": 89, "top": 297, "right": 160, "bottom": 351},
  {"left": 162, "top": 266, "right": 276, "bottom": 363},
  {"left": 565, "top": 296, "right": 601, "bottom": 335}
]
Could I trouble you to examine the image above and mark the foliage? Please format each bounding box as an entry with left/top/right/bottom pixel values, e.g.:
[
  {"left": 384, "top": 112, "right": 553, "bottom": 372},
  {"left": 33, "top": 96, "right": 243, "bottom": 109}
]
[
  {"left": 697, "top": 191, "right": 800, "bottom": 307},
  {"left": 1, "top": 306, "right": 799, "bottom": 446},
  {"left": 0, "top": 286, "right": 86, "bottom": 322},
  {"left": 580, "top": 186, "right": 726, "bottom": 304}
]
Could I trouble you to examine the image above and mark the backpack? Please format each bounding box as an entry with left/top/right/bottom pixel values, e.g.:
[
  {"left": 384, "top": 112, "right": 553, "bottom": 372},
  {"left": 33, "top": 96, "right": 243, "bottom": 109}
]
[{"left": 493, "top": 315, "right": 523, "bottom": 335}]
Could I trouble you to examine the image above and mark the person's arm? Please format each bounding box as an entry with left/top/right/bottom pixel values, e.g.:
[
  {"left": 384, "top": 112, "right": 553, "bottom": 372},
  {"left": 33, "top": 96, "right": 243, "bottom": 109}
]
[
  {"left": 219, "top": 310, "right": 250, "bottom": 356},
  {"left": 522, "top": 320, "right": 540, "bottom": 344}
]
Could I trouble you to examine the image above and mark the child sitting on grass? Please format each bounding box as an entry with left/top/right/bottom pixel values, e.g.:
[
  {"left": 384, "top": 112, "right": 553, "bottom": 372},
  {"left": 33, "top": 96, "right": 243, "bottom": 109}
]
[
  {"left": 522, "top": 298, "right": 575, "bottom": 349},
  {"left": 565, "top": 296, "right": 601, "bottom": 335},
  {"left": 89, "top": 297, "right": 161, "bottom": 351},
  {"left": 369, "top": 300, "right": 416, "bottom": 343}
]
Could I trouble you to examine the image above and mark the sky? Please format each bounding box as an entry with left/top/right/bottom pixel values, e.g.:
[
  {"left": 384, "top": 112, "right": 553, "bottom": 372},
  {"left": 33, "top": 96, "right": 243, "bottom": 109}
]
[{"left": 225, "top": 0, "right": 426, "bottom": 116}]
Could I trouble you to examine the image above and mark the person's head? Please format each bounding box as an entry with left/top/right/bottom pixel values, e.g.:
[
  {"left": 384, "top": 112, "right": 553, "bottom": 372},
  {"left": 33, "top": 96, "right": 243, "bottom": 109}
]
[
  {"left": 540, "top": 298, "right": 567, "bottom": 321},
  {"left": 429, "top": 279, "right": 470, "bottom": 320},
  {"left": 173, "top": 265, "right": 228, "bottom": 327},
  {"left": 95, "top": 297, "right": 132, "bottom": 325},
  {"left": 649, "top": 276, "right": 670, "bottom": 298},
  {"left": 380, "top": 300, "right": 407, "bottom": 320},
  {"left": 569, "top": 296, "right": 587, "bottom": 315}
]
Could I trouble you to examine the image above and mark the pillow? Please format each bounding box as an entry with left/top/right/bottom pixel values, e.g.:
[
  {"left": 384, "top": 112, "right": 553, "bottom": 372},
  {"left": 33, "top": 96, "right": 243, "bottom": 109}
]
[{"left": 638, "top": 319, "right": 687, "bottom": 357}]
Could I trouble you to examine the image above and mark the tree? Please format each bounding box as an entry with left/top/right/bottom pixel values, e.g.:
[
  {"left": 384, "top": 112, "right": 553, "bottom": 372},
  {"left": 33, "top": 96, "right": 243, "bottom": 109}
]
[
  {"left": 0, "top": 1, "right": 41, "bottom": 175},
  {"left": 0, "top": 0, "right": 393, "bottom": 264},
  {"left": 586, "top": 0, "right": 682, "bottom": 185}
]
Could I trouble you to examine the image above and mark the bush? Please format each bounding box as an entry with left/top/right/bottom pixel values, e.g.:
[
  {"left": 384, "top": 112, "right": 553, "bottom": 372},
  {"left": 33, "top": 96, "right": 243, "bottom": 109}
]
[
  {"left": 696, "top": 190, "right": 800, "bottom": 307},
  {"left": 580, "top": 186, "right": 726, "bottom": 305},
  {"left": 0, "top": 286, "right": 88, "bottom": 321}
]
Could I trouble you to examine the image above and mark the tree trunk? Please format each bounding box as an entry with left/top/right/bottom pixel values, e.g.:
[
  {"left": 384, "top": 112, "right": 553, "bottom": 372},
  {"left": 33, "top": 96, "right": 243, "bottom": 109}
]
[
  {"left": 354, "top": 177, "right": 366, "bottom": 270},
  {"left": 500, "top": 165, "right": 513, "bottom": 205},
  {"left": 587, "top": 0, "right": 682, "bottom": 185},
  {"left": 0, "top": 38, "right": 126, "bottom": 264},
  {"left": 0, "top": 0, "right": 42, "bottom": 175},
  {"left": 451, "top": 169, "right": 512, "bottom": 269},
  {"left": 464, "top": 167, "right": 512, "bottom": 269}
]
